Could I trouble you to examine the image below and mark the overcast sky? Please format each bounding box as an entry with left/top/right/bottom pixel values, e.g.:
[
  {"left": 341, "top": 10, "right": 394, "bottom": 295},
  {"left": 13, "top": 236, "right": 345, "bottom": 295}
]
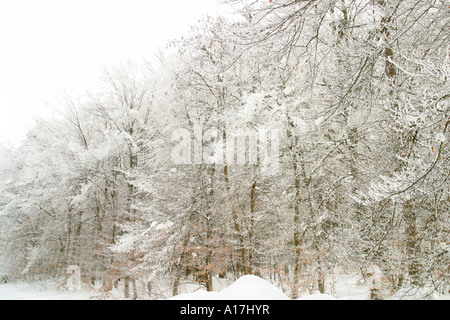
[{"left": 0, "top": 0, "right": 232, "bottom": 147}]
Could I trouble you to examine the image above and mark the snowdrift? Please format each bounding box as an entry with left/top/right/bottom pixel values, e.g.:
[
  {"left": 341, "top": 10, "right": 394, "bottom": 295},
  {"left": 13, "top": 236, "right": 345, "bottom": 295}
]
[
  {"left": 0, "top": 282, "right": 94, "bottom": 300},
  {"left": 297, "top": 294, "right": 336, "bottom": 300},
  {"left": 170, "top": 275, "right": 290, "bottom": 300}
]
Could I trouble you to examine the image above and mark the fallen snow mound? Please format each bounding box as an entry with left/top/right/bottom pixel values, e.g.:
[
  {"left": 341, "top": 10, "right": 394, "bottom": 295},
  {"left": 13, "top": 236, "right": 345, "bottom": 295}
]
[
  {"left": 170, "top": 275, "right": 290, "bottom": 300},
  {"left": 220, "top": 275, "right": 290, "bottom": 300},
  {"left": 297, "top": 294, "right": 336, "bottom": 300}
]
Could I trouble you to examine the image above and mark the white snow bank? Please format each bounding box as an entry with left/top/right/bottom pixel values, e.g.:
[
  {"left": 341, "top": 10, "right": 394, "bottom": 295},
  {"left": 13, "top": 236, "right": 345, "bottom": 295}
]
[
  {"left": 170, "top": 275, "right": 290, "bottom": 300},
  {"left": 0, "top": 282, "right": 96, "bottom": 300},
  {"left": 336, "top": 295, "right": 365, "bottom": 300},
  {"left": 169, "top": 290, "right": 220, "bottom": 300},
  {"left": 297, "top": 294, "right": 336, "bottom": 300},
  {"left": 220, "top": 275, "right": 290, "bottom": 300}
]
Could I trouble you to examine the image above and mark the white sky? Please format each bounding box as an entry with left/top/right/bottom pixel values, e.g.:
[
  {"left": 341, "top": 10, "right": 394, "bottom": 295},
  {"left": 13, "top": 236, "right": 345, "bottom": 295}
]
[{"left": 0, "top": 0, "right": 232, "bottom": 147}]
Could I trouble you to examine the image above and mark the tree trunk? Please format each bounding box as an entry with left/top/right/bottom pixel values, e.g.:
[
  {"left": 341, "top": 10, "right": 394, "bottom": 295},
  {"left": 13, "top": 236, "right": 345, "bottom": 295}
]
[
  {"left": 223, "top": 131, "right": 249, "bottom": 275},
  {"left": 404, "top": 200, "right": 420, "bottom": 285},
  {"left": 124, "top": 276, "right": 130, "bottom": 299},
  {"left": 132, "top": 278, "right": 138, "bottom": 300},
  {"left": 287, "top": 118, "right": 305, "bottom": 299},
  {"left": 147, "top": 282, "right": 152, "bottom": 298},
  {"left": 318, "top": 277, "right": 325, "bottom": 294},
  {"left": 205, "top": 166, "right": 216, "bottom": 291},
  {"left": 173, "top": 233, "right": 191, "bottom": 297},
  {"left": 248, "top": 180, "right": 257, "bottom": 275}
]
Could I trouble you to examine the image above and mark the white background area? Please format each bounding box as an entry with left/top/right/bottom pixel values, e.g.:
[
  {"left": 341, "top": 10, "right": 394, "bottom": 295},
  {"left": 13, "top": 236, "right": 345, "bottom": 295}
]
[{"left": 0, "top": 0, "right": 229, "bottom": 147}]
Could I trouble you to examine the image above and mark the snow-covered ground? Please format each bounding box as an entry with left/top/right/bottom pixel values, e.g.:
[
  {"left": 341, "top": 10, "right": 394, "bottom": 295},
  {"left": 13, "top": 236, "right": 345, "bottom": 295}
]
[
  {"left": 170, "top": 275, "right": 290, "bottom": 300},
  {"left": 170, "top": 274, "right": 371, "bottom": 300},
  {"left": 0, "top": 281, "right": 96, "bottom": 300},
  {"left": 0, "top": 274, "right": 448, "bottom": 300}
]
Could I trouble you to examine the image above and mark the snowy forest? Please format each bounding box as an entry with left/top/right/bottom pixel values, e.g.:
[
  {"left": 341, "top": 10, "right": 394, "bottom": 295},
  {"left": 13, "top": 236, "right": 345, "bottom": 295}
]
[{"left": 0, "top": 0, "right": 449, "bottom": 300}]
